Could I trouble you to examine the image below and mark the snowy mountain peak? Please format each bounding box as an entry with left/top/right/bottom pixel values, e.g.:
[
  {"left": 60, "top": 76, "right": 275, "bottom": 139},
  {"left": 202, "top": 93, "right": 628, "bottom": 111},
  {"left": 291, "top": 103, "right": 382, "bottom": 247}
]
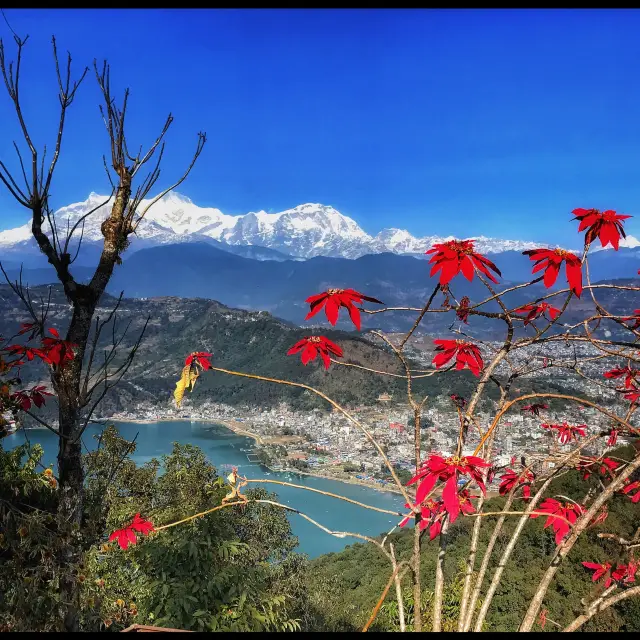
[{"left": 0, "top": 191, "right": 568, "bottom": 260}]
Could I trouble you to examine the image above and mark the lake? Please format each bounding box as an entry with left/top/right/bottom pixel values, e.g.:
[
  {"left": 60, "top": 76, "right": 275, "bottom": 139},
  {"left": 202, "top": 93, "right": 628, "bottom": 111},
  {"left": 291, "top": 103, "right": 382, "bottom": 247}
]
[{"left": 4, "top": 420, "right": 407, "bottom": 558}]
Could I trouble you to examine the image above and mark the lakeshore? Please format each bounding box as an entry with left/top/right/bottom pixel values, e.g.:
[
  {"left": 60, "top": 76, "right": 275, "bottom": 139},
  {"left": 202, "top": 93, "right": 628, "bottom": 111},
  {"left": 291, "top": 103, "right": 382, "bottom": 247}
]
[
  {"left": 5, "top": 419, "right": 406, "bottom": 558},
  {"left": 104, "top": 416, "right": 405, "bottom": 496}
]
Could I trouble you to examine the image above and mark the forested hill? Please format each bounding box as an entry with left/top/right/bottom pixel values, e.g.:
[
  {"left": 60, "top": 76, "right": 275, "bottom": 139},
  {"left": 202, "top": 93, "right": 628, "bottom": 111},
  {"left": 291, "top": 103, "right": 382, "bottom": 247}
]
[
  {"left": 0, "top": 285, "right": 599, "bottom": 416},
  {"left": 0, "top": 285, "right": 427, "bottom": 414}
]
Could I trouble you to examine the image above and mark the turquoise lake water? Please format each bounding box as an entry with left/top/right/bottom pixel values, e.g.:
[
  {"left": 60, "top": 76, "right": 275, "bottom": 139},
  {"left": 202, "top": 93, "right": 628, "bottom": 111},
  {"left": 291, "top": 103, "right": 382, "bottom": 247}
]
[{"left": 5, "top": 420, "right": 406, "bottom": 558}]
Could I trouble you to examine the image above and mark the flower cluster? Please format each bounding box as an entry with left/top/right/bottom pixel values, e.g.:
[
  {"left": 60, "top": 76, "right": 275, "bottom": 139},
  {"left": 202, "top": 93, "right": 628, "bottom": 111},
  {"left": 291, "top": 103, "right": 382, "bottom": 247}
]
[
  {"left": 406, "top": 453, "right": 490, "bottom": 524},
  {"left": 108, "top": 513, "right": 155, "bottom": 550},
  {"left": 572, "top": 207, "right": 631, "bottom": 250},
  {"left": 541, "top": 422, "right": 586, "bottom": 444},
  {"left": 582, "top": 560, "right": 637, "bottom": 587},
  {"left": 432, "top": 339, "right": 484, "bottom": 376},
  {"left": 576, "top": 456, "right": 618, "bottom": 481},
  {"left": 513, "top": 302, "right": 561, "bottom": 325},
  {"left": 426, "top": 239, "right": 501, "bottom": 285},
  {"left": 498, "top": 468, "right": 535, "bottom": 501},
  {"left": 530, "top": 498, "right": 585, "bottom": 545}
]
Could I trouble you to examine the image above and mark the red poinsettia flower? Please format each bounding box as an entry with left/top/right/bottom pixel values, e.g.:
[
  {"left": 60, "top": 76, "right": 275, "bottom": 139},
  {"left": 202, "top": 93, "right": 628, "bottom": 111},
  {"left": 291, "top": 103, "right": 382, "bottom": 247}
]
[
  {"left": 521, "top": 403, "right": 549, "bottom": 416},
  {"left": 604, "top": 366, "right": 640, "bottom": 390},
  {"left": 185, "top": 352, "right": 212, "bottom": 370},
  {"left": 450, "top": 394, "right": 467, "bottom": 409},
  {"left": 513, "top": 302, "right": 562, "bottom": 325},
  {"left": 522, "top": 248, "right": 583, "bottom": 297},
  {"left": 432, "top": 339, "right": 483, "bottom": 377},
  {"left": 458, "top": 490, "right": 479, "bottom": 516},
  {"left": 530, "top": 498, "right": 585, "bottom": 545},
  {"left": 41, "top": 328, "right": 76, "bottom": 368},
  {"left": 589, "top": 505, "right": 609, "bottom": 528},
  {"left": 606, "top": 428, "right": 619, "bottom": 447},
  {"left": 10, "top": 391, "right": 32, "bottom": 411},
  {"left": 582, "top": 561, "right": 613, "bottom": 588},
  {"left": 619, "top": 387, "right": 640, "bottom": 403},
  {"left": 287, "top": 336, "right": 343, "bottom": 370},
  {"left": 539, "top": 609, "right": 548, "bottom": 630},
  {"left": 426, "top": 239, "right": 501, "bottom": 285},
  {"left": 109, "top": 513, "right": 155, "bottom": 550},
  {"left": 456, "top": 296, "right": 471, "bottom": 324},
  {"left": 541, "top": 422, "right": 586, "bottom": 445},
  {"left": 612, "top": 562, "right": 638, "bottom": 585},
  {"left": 499, "top": 468, "right": 535, "bottom": 501},
  {"left": 17, "top": 322, "right": 39, "bottom": 339},
  {"left": 622, "top": 309, "right": 640, "bottom": 331},
  {"left": 572, "top": 208, "right": 631, "bottom": 250},
  {"left": 406, "top": 453, "right": 490, "bottom": 523},
  {"left": 10, "top": 386, "right": 53, "bottom": 411},
  {"left": 5, "top": 343, "right": 50, "bottom": 364},
  {"left": 29, "top": 385, "right": 53, "bottom": 409},
  {"left": 576, "top": 456, "right": 619, "bottom": 481},
  {"left": 620, "top": 480, "right": 640, "bottom": 503},
  {"left": 399, "top": 497, "right": 447, "bottom": 540},
  {"left": 304, "top": 289, "right": 383, "bottom": 330}
]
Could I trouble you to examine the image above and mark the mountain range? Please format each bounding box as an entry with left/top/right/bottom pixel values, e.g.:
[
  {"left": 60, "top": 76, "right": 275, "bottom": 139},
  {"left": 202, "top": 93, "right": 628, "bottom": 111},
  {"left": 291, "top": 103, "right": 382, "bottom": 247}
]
[
  {"left": 0, "top": 191, "right": 592, "bottom": 267},
  {"left": 5, "top": 241, "right": 639, "bottom": 337}
]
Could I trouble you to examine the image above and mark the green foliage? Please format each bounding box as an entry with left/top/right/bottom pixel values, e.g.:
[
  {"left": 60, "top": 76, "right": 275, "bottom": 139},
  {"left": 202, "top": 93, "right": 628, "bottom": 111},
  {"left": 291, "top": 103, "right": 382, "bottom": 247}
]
[
  {"left": 1, "top": 427, "right": 308, "bottom": 632},
  {"left": 305, "top": 449, "right": 640, "bottom": 632},
  {"left": 375, "top": 565, "right": 483, "bottom": 631}
]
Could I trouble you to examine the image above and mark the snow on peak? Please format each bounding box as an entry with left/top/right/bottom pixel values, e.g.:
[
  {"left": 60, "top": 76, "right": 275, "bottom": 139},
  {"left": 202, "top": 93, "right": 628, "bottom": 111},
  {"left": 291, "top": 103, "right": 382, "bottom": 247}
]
[
  {"left": 590, "top": 234, "right": 640, "bottom": 252},
  {"left": 0, "top": 191, "right": 574, "bottom": 259}
]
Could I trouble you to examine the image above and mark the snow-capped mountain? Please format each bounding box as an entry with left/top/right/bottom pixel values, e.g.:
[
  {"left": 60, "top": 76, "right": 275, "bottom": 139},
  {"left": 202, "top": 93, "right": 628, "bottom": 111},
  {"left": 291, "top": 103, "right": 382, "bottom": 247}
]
[{"left": 0, "top": 191, "right": 562, "bottom": 261}]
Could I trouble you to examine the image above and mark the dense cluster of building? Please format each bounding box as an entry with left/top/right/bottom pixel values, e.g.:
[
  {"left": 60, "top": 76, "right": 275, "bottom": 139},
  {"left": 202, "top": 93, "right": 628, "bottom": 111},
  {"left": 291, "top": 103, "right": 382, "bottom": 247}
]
[{"left": 109, "top": 334, "right": 630, "bottom": 491}]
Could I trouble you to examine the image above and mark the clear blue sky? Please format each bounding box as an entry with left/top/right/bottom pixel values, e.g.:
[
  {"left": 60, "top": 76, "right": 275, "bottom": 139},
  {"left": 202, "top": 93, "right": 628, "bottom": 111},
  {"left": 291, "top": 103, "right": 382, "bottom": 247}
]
[{"left": 1, "top": 8, "right": 640, "bottom": 245}]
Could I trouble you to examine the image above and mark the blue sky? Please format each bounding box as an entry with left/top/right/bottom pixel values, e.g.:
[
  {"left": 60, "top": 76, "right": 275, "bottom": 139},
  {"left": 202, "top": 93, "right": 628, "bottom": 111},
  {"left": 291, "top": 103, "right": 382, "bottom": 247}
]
[{"left": 1, "top": 8, "right": 640, "bottom": 245}]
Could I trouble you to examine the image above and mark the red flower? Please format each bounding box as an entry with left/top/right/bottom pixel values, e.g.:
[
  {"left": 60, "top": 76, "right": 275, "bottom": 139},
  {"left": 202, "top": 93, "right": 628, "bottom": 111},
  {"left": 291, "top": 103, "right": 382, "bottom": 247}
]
[
  {"left": 589, "top": 505, "right": 609, "bottom": 528},
  {"left": 41, "top": 329, "right": 76, "bottom": 368},
  {"left": 450, "top": 394, "right": 467, "bottom": 409},
  {"left": 5, "top": 344, "right": 49, "bottom": 363},
  {"left": 541, "top": 422, "right": 586, "bottom": 444},
  {"left": 109, "top": 513, "right": 155, "bottom": 550},
  {"left": 426, "top": 239, "right": 501, "bottom": 285},
  {"left": 304, "top": 289, "right": 383, "bottom": 330},
  {"left": 17, "top": 322, "right": 39, "bottom": 339},
  {"left": 612, "top": 562, "right": 638, "bottom": 585},
  {"left": 498, "top": 468, "right": 535, "bottom": 501},
  {"left": 399, "top": 498, "right": 447, "bottom": 540},
  {"left": 530, "top": 498, "right": 585, "bottom": 545},
  {"left": 456, "top": 296, "right": 471, "bottom": 324},
  {"left": 406, "top": 453, "right": 490, "bottom": 523},
  {"left": 619, "top": 387, "right": 640, "bottom": 403},
  {"left": 458, "top": 490, "right": 478, "bottom": 515},
  {"left": 432, "top": 339, "right": 483, "bottom": 376},
  {"left": 572, "top": 208, "right": 631, "bottom": 250},
  {"left": 29, "top": 385, "right": 53, "bottom": 409},
  {"left": 604, "top": 366, "right": 640, "bottom": 389},
  {"left": 582, "top": 561, "right": 613, "bottom": 588},
  {"left": 576, "top": 456, "right": 619, "bottom": 481},
  {"left": 10, "top": 386, "right": 53, "bottom": 411},
  {"left": 621, "top": 480, "right": 640, "bottom": 503},
  {"left": 622, "top": 309, "right": 640, "bottom": 331},
  {"left": 522, "top": 248, "right": 583, "bottom": 297},
  {"left": 606, "top": 428, "right": 619, "bottom": 447},
  {"left": 513, "top": 302, "right": 561, "bottom": 325},
  {"left": 521, "top": 403, "right": 548, "bottom": 416},
  {"left": 287, "top": 336, "right": 343, "bottom": 370},
  {"left": 539, "top": 609, "right": 547, "bottom": 630},
  {"left": 185, "top": 352, "right": 212, "bottom": 370}
]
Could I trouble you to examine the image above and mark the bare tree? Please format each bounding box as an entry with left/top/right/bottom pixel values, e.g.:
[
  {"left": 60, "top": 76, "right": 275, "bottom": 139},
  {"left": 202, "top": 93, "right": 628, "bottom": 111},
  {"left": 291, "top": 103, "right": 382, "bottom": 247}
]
[{"left": 0, "top": 33, "right": 205, "bottom": 631}]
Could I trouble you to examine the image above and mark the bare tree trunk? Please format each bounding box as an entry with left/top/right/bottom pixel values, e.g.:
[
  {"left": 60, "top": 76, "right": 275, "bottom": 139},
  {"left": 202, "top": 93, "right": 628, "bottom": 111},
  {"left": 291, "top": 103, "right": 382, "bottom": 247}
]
[{"left": 432, "top": 519, "right": 449, "bottom": 632}]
